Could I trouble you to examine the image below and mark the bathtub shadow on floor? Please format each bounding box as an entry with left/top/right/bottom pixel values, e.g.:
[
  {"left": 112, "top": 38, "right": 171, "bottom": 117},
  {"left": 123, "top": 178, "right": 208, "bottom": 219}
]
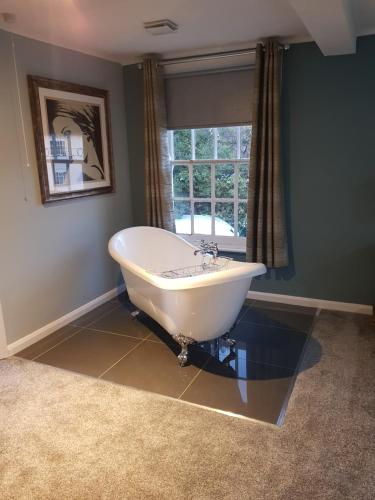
[{"left": 139, "top": 311, "right": 321, "bottom": 382}]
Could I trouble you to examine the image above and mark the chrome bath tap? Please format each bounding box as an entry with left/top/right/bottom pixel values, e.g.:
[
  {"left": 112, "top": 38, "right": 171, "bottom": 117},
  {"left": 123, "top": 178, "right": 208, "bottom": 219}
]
[{"left": 194, "top": 240, "right": 219, "bottom": 261}]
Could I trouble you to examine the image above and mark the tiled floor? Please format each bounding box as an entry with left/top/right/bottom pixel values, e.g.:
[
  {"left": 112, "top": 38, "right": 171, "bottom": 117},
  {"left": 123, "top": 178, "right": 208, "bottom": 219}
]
[{"left": 17, "top": 293, "right": 317, "bottom": 425}]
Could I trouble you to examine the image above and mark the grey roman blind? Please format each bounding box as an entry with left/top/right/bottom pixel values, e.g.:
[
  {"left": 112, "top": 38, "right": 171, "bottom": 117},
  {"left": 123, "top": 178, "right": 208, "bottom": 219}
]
[{"left": 165, "top": 69, "right": 254, "bottom": 129}]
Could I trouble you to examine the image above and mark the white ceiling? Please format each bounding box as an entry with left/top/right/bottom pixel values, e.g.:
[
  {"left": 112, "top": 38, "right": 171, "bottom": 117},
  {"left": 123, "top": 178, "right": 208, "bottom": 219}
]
[{"left": 0, "top": 0, "right": 375, "bottom": 63}]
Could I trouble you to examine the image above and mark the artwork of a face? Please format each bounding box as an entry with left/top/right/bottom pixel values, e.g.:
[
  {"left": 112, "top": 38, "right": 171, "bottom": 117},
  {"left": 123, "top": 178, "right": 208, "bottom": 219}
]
[
  {"left": 46, "top": 98, "right": 108, "bottom": 189},
  {"left": 28, "top": 75, "right": 114, "bottom": 203}
]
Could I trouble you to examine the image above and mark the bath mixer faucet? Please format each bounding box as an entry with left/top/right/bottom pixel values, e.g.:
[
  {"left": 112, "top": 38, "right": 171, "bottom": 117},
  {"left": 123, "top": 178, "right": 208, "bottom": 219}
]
[{"left": 194, "top": 240, "right": 219, "bottom": 260}]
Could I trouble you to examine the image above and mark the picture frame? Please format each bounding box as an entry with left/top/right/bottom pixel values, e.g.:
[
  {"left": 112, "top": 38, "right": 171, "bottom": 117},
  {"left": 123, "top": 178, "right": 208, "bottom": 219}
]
[{"left": 28, "top": 75, "right": 115, "bottom": 203}]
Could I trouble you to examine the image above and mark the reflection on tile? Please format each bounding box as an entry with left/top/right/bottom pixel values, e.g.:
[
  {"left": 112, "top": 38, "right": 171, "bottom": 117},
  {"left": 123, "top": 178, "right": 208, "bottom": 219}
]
[
  {"left": 17, "top": 325, "right": 80, "bottom": 360},
  {"left": 88, "top": 307, "right": 151, "bottom": 339},
  {"left": 252, "top": 300, "right": 316, "bottom": 316},
  {"left": 71, "top": 301, "right": 119, "bottom": 327},
  {"left": 36, "top": 330, "right": 141, "bottom": 377},
  {"left": 229, "top": 322, "right": 308, "bottom": 370},
  {"left": 236, "top": 301, "right": 253, "bottom": 322},
  {"left": 241, "top": 305, "right": 315, "bottom": 332},
  {"left": 181, "top": 357, "right": 294, "bottom": 424},
  {"left": 102, "top": 341, "right": 211, "bottom": 398}
]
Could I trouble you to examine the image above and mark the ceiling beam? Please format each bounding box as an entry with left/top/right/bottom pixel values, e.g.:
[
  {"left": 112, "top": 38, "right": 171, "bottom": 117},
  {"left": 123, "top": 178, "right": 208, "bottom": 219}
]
[{"left": 288, "top": 0, "right": 356, "bottom": 55}]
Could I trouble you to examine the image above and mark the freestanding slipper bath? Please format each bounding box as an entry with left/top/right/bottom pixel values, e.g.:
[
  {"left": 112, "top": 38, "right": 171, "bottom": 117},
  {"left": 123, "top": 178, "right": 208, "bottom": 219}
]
[{"left": 109, "top": 226, "right": 266, "bottom": 365}]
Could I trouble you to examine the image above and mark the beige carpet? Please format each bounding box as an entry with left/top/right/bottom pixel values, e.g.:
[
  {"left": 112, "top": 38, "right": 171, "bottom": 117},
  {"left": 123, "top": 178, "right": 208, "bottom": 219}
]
[{"left": 0, "top": 311, "right": 374, "bottom": 500}]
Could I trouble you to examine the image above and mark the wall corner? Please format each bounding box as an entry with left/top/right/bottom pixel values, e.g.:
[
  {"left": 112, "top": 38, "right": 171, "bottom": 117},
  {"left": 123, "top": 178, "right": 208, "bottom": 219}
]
[{"left": 0, "top": 300, "right": 10, "bottom": 359}]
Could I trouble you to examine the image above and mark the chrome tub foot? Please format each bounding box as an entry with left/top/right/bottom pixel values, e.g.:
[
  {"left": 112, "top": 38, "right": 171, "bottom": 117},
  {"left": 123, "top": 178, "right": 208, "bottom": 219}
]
[
  {"left": 222, "top": 331, "right": 236, "bottom": 348},
  {"left": 173, "top": 334, "right": 196, "bottom": 366}
]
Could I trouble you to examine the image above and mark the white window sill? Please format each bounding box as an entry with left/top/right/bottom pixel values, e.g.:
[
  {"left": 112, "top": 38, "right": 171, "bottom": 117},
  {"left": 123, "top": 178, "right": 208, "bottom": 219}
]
[
  {"left": 218, "top": 247, "right": 246, "bottom": 254},
  {"left": 177, "top": 233, "right": 246, "bottom": 254}
]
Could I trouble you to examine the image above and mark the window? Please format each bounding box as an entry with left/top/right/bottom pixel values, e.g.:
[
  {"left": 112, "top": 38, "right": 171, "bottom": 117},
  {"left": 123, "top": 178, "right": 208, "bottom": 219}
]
[
  {"left": 169, "top": 125, "right": 251, "bottom": 252},
  {"left": 49, "top": 139, "right": 67, "bottom": 157}
]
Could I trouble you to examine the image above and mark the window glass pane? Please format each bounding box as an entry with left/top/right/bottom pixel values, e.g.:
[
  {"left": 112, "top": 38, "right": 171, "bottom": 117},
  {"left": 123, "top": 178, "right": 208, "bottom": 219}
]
[
  {"left": 240, "top": 125, "right": 251, "bottom": 159},
  {"left": 174, "top": 129, "right": 191, "bottom": 160},
  {"left": 215, "top": 202, "right": 234, "bottom": 236},
  {"left": 238, "top": 163, "right": 249, "bottom": 199},
  {"left": 174, "top": 201, "right": 191, "bottom": 234},
  {"left": 193, "top": 164, "right": 211, "bottom": 198},
  {"left": 215, "top": 164, "right": 234, "bottom": 198},
  {"left": 167, "top": 130, "right": 174, "bottom": 160},
  {"left": 195, "top": 128, "right": 214, "bottom": 159},
  {"left": 238, "top": 202, "right": 247, "bottom": 237},
  {"left": 173, "top": 165, "right": 189, "bottom": 197},
  {"left": 193, "top": 202, "right": 211, "bottom": 235},
  {"left": 217, "top": 127, "right": 237, "bottom": 159}
]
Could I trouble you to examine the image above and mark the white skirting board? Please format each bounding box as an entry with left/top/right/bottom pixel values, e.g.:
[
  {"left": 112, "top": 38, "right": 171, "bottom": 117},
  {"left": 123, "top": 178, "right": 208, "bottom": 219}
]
[
  {"left": 2, "top": 285, "right": 125, "bottom": 358},
  {"left": 247, "top": 290, "right": 373, "bottom": 315}
]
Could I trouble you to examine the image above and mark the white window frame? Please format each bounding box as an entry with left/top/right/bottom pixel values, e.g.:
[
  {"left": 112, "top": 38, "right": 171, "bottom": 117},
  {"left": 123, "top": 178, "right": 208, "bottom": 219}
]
[{"left": 169, "top": 126, "right": 250, "bottom": 253}]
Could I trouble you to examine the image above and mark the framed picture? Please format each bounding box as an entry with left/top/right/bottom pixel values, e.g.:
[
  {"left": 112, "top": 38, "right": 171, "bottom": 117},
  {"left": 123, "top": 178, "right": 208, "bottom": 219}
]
[{"left": 28, "top": 75, "right": 115, "bottom": 203}]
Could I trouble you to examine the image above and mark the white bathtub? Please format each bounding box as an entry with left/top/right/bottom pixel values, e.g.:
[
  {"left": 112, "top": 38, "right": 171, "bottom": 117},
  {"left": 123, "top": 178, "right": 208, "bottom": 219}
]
[{"left": 108, "top": 226, "right": 266, "bottom": 364}]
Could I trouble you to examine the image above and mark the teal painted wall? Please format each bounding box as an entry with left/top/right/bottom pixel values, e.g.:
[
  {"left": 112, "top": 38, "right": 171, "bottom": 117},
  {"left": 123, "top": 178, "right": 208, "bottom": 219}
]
[
  {"left": 123, "top": 36, "right": 375, "bottom": 305},
  {"left": 254, "top": 37, "right": 375, "bottom": 304}
]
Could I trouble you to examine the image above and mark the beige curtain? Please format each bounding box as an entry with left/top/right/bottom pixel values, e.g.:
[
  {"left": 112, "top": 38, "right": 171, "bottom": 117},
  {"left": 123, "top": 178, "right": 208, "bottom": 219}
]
[
  {"left": 143, "top": 56, "right": 175, "bottom": 231},
  {"left": 246, "top": 41, "right": 288, "bottom": 267}
]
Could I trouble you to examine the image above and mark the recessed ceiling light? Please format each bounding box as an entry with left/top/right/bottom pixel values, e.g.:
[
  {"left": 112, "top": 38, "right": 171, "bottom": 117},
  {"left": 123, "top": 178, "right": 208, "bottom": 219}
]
[{"left": 144, "top": 19, "right": 178, "bottom": 36}]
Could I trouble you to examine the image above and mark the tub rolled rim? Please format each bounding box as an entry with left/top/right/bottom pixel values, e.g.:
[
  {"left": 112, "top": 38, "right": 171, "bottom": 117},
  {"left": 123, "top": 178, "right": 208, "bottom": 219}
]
[{"left": 108, "top": 229, "right": 266, "bottom": 290}]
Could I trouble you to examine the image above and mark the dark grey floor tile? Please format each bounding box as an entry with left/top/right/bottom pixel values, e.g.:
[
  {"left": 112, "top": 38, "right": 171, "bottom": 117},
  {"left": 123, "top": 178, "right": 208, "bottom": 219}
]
[
  {"left": 236, "top": 300, "right": 253, "bottom": 322},
  {"left": 181, "top": 358, "right": 294, "bottom": 424},
  {"left": 241, "top": 304, "right": 315, "bottom": 332},
  {"left": 17, "top": 325, "right": 80, "bottom": 360},
  {"left": 71, "top": 301, "right": 119, "bottom": 327},
  {"left": 101, "top": 341, "right": 211, "bottom": 398},
  {"left": 87, "top": 307, "right": 151, "bottom": 339},
  {"left": 35, "top": 330, "right": 141, "bottom": 377},
  {"left": 252, "top": 299, "right": 316, "bottom": 316},
  {"left": 228, "top": 322, "right": 308, "bottom": 371}
]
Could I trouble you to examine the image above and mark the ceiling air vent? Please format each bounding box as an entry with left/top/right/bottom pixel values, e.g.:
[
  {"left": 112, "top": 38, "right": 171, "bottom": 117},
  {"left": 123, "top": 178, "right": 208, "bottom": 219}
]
[{"left": 144, "top": 19, "right": 178, "bottom": 36}]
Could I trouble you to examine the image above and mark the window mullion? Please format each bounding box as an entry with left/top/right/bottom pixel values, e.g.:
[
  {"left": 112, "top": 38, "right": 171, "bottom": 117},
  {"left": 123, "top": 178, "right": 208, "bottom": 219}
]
[
  {"left": 189, "top": 162, "right": 194, "bottom": 235},
  {"left": 234, "top": 163, "right": 239, "bottom": 237},
  {"left": 169, "top": 130, "right": 175, "bottom": 160},
  {"left": 191, "top": 129, "right": 196, "bottom": 161},
  {"left": 211, "top": 162, "right": 215, "bottom": 236},
  {"left": 236, "top": 126, "right": 241, "bottom": 160},
  {"left": 214, "top": 128, "right": 218, "bottom": 160}
]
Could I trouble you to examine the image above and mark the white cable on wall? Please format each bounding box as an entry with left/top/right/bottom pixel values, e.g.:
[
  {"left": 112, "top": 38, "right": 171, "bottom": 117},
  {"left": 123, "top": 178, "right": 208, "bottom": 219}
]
[{"left": 10, "top": 33, "right": 30, "bottom": 202}]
